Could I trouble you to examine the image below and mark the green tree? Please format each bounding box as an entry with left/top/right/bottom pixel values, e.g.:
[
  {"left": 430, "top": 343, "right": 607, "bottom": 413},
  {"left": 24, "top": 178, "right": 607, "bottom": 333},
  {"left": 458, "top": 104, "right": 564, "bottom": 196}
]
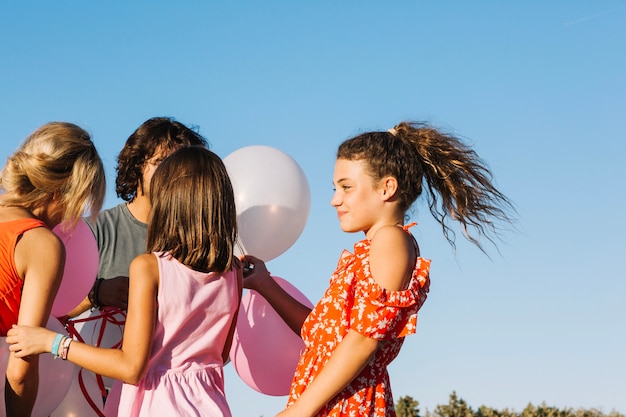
[
  {"left": 394, "top": 391, "right": 625, "bottom": 417},
  {"left": 573, "top": 408, "right": 625, "bottom": 417},
  {"left": 521, "top": 402, "right": 575, "bottom": 417},
  {"left": 434, "top": 391, "right": 473, "bottom": 417},
  {"left": 396, "top": 395, "right": 421, "bottom": 417}
]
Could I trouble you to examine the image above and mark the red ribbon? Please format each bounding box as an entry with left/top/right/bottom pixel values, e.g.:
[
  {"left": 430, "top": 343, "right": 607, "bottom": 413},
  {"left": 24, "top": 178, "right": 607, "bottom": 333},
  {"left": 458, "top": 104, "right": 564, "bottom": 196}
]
[{"left": 60, "top": 307, "right": 127, "bottom": 416}]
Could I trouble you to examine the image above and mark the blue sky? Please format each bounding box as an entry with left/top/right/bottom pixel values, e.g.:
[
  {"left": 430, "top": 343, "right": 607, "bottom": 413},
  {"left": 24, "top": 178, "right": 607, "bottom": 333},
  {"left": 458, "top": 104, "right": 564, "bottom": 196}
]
[{"left": 1, "top": 2, "right": 625, "bottom": 416}]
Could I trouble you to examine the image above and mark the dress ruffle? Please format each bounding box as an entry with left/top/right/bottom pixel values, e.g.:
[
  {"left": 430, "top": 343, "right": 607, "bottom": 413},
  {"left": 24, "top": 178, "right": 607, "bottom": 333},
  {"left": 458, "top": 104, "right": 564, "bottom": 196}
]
[{"left": 288, "top": 224, "right": 431, "bottom": 416}]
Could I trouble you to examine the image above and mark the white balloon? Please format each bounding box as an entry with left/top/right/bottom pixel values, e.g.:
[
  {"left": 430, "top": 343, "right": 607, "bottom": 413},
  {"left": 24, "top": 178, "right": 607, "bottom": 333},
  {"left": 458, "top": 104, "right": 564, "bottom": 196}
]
[
  {"left": 70, "top": 308, "right": 125, "bottom": 389},
  {"left": 224, "top": 145, "right": 311, "bottom": 261},
  {"left": 0, "top": 317, "right": 75, "bottom": 417}
]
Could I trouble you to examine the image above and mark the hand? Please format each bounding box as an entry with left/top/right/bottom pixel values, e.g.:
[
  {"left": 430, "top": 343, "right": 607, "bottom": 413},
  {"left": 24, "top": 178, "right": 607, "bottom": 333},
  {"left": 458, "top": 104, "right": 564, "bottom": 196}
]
[
  {"left": 240, "top": 255, "right": 271, "bottom": 291},
  {"left": 6, "top": 325, "right": 56, "bottom": 358},
  {"left": 275, "top": 405, "right": 312, "bottom": 417},
  {"left": 98, "top": 276, "right": 129, "bottom": 310}
]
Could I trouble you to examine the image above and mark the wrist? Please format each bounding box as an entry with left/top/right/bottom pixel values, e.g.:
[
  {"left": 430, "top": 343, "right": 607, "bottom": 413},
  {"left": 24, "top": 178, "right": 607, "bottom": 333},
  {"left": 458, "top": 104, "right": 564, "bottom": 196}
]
[
  {"left": 288, "top": 400, "right": 316, "bottom": 417},
  {"left": 50, "top": 333, "right": 64, "bottom": 357},
  {"left": 254, "top": 273, "right": 276, "bottom": 292},
  {"left": 60, "top": 336, "right": 72, "bottom": 360},
  {"left": 88, "top": 278, "right": 104, "bottom": 308}
]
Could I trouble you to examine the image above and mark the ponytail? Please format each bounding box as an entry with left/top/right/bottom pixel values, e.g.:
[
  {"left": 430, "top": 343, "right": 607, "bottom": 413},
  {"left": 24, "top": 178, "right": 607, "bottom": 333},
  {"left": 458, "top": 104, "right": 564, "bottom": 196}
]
[{"left": 338, "top": 121, "right": 515, "bottom": 251}]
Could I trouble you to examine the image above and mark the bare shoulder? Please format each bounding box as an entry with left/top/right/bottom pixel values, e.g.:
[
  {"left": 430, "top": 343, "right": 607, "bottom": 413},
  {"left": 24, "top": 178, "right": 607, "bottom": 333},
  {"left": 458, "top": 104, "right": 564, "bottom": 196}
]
[
  {"left": 130, "top": 253, "right": 159, "bottom": 284},
  {"left": 132, "top": 252, "right": 158, "bottom": 265},
  {"left": 369, "top": 225, "right": 414, "bottom": 291},
  {"left": 370, "top": 224, "right": 411, "bottom": 250},
  {"left": 13, "top": 226, "right": 64, "bottom": 282},
  {"left": 18, "top": 226, "right": 64, "bottom": 258}
]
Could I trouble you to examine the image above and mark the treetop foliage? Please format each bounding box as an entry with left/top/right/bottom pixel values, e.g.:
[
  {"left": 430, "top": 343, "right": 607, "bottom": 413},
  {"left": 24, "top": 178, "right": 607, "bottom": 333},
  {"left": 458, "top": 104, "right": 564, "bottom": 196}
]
[{"left": 395, "top": 392, "right": 624, "bottom": 417}]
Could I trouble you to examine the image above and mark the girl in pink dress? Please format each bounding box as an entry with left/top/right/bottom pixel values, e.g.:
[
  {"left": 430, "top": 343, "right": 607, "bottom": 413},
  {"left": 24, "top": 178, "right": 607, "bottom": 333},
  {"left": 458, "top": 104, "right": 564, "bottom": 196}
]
[
  {"left": 242, "top": 121, "right": 516, "bottom": 417},
  {"left": 8, "top": 146, "right": 242, "bottom": 417}
]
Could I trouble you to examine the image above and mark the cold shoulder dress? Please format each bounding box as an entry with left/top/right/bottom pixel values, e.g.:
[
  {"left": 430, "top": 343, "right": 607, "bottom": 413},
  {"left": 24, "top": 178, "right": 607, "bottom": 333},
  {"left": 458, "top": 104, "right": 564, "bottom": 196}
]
[{"left": 287, "top": 225, "right": 431, "bottom": 416}]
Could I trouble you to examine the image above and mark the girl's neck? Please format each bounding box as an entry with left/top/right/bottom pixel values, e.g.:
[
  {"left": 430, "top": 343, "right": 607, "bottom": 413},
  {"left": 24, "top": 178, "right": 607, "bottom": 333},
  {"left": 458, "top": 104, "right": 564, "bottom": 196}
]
[
  {"left": 31, "top": 207, "right": 52, "bottom": 227},
  {"left": 367, "top": 208, "right": 406, "bottom": 237},
  {"left": 2, "top": 206, "right": 55, "bottom": 228},
  {"left": 364, "top": 220, "right": 405, "bottom": 240}
]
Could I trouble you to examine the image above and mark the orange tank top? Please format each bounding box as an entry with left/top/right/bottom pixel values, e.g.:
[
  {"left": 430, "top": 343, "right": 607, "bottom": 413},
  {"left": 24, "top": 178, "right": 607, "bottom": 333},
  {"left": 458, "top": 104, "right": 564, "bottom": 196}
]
[{"left": 0, "top": 218, "right": 47, "bottom": 335}]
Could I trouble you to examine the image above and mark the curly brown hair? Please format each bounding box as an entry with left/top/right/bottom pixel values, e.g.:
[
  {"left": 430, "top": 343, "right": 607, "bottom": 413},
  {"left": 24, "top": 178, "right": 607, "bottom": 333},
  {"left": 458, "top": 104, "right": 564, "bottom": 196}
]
[
  {"left": 115, "top": 117, "right": 209, "bottom": 202},
  {"left": 337, "top": 121, "right": 516, "bottom": 251}
]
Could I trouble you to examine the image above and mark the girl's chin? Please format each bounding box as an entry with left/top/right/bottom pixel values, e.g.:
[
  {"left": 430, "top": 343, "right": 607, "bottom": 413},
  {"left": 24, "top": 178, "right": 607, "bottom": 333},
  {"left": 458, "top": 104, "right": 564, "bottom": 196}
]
[{"left": 339, "top": 224, "right": 361, "bottom": 234}]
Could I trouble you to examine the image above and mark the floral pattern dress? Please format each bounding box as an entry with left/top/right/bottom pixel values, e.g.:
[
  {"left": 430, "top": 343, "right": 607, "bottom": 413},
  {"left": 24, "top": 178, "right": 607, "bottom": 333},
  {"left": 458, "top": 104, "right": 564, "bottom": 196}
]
[{"left": 286, "top": 224, "right": 431, "bottom": 416}]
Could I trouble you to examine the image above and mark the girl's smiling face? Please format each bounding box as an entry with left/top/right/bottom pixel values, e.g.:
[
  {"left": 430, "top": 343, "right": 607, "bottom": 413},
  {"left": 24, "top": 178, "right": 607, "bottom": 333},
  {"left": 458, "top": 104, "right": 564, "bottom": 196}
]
[{"left": 331, "top": 158, "right": 386, "bottom": 237}]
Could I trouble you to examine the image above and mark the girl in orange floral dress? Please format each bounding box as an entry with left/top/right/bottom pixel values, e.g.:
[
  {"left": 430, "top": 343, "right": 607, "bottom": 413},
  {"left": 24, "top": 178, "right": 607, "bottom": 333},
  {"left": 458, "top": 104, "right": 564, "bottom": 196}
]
[{"left": 242, "top": 121, "right": 515, "bottom": 417}]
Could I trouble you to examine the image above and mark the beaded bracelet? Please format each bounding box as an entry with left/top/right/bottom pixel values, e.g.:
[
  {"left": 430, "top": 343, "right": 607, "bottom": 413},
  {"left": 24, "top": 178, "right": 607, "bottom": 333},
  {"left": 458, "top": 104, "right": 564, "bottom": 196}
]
[
  {"left": 60, "top": 336, "right": 72, "bottom": 360},
  {"left": 51, "top": 333, "right": 64, "bottom": 359}
]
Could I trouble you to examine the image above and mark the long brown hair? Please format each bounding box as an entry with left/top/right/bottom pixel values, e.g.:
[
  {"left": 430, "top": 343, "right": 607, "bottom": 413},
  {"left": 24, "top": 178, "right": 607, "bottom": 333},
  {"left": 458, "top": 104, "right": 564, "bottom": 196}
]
[
  {"left": 338, "top": 121, "right": 516, "bottom": 251},
  {"left": 146, "top": 146, "right": 237, "bottom": 272}
]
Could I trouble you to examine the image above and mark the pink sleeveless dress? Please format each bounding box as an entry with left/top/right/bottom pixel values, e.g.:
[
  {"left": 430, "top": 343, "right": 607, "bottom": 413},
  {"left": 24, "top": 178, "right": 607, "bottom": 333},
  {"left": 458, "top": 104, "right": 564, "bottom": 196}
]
[{"left": 116, "top": 252, "right": 239, "bottom": 417}]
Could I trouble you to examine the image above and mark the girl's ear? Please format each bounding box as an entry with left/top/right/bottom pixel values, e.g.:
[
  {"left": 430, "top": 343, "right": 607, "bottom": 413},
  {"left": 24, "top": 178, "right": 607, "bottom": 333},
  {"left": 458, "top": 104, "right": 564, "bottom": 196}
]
[{"left": 380, "top": 176, "right": 398, "bottom": 201}]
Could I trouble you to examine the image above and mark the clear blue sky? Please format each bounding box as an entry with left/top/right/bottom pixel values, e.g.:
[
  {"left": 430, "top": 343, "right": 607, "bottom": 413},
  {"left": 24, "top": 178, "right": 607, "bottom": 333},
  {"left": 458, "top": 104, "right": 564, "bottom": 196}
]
[{"left": 1, "top": 2, "right": 624, "bottom": 416}]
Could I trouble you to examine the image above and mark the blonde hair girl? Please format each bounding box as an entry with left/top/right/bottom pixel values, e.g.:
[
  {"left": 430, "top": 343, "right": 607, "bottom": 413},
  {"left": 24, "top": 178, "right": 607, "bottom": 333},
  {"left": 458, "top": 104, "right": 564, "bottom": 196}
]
[{"left": 0, "top": 121, "right": 105, "bottom": 417}]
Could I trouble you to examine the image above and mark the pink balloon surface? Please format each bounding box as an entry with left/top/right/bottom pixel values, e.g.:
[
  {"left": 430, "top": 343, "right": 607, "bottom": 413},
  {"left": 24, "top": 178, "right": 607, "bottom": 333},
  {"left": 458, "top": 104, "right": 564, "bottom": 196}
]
[
  {"left": 0, "top": 317, "right": 75, "bottom": 417},
  {"left": 52, "top": 220, "right": 99, "bottom": 317},
  {"left": 51, "top": 367, "right": 105, "bottom": 417},
  {"left": 229, "top": 276, "right": 314, "bottom": 396},
  {"left": 103, "top": 380, "right": 122, "bottom": 417}
]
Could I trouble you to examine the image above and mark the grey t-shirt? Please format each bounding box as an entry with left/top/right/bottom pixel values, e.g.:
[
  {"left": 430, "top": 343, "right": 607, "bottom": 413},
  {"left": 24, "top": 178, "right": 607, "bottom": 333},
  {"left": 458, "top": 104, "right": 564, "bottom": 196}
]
[{"left": 86, "top": 203, "right": 148, "bottom": 280}]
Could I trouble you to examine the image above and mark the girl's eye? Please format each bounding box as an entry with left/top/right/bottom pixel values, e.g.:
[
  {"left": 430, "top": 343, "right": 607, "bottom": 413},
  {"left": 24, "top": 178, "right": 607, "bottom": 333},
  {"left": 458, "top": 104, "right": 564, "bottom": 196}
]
[{"left": 333, "top": 183, "right": 351, "bottom": 191}]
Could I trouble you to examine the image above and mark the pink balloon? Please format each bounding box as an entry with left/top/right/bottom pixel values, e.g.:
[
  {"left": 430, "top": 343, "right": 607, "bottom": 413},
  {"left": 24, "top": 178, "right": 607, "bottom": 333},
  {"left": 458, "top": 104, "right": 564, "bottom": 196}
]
[
  {"left": 103, "top": 380, "right": 122, "bottom": 417},
  {"left": 229, "top": 276, "right": 314, "bottom": 396},
  {"left": 0, "top": 317, "right": 75, "bottom": 417},
  {"left": 50, "top": 367, "right": 105, "bottom": 417},
  {"left": 52, "top": 220, "right": 99, "bottom": 317}
]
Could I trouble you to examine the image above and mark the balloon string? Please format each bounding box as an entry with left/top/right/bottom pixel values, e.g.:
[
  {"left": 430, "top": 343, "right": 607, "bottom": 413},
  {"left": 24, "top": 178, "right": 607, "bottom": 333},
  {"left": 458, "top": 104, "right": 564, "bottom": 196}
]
[
  {"left": 78, "top": 368, "right": 106, "bottom": 417},
  {"left": 61, "top": 308, "right": 127, "bottom": 414},
  {"left": 236, "top": 239, "right": 247, "bottom": 256}
]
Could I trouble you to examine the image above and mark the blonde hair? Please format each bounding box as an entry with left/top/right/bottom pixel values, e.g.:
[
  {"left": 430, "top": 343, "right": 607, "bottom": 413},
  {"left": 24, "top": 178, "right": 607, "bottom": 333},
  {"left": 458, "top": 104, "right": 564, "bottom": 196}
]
[{"left": 1, "top": 122, "right": 106, "bottom": 228}]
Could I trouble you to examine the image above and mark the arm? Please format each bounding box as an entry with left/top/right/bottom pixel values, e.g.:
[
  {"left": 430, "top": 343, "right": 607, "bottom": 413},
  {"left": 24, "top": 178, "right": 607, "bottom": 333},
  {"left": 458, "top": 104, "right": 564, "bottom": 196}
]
[
  {"left": 277, "top": 329, "right": 379, "bottom": 417},
  {"left": 66, "top": 295, "right": 93, "bottom": 318},
  {"left": 7, "top": 228, "right": 64, "bottom": 417},
  {"left": 8, "top": 253, "right": 158, "bottom": 385},
  {"left": 67, "top": 276, "right": 130, "bottom": 317},
  {"left": 241, "top": 255, "right": 311, "bottom": 335},
  {"left": 221, "top": 261, "right": 243, "bottom": 364},
  {"left": 278, "top": 226, "right": 414, "bottom": 416}
]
